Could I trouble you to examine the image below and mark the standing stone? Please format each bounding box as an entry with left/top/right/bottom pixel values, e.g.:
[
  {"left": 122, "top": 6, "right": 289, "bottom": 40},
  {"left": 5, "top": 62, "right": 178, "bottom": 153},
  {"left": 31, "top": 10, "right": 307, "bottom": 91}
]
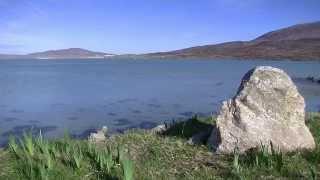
[{"left": 208, "top": 66, "right": 315, "bottom": 153}]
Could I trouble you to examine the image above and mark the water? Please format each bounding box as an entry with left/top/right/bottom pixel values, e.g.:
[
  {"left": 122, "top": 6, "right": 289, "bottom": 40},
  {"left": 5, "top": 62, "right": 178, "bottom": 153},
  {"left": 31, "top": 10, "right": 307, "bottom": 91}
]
[{"left": 0, "top": 58, "right": 319, "bottom": 145}]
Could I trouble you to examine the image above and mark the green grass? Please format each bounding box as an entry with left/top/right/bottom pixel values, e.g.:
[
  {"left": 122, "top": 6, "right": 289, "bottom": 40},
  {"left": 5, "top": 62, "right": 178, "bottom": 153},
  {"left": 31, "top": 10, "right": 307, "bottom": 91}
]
[
  {"left": 0, "top": 113, "right": 319, "bottom": 179},
  {"left": 163, "top": 115, "right": 214, "bottom": 139},
  {"left": 4, "top": 132, "right": 134, "bottom": 180}
]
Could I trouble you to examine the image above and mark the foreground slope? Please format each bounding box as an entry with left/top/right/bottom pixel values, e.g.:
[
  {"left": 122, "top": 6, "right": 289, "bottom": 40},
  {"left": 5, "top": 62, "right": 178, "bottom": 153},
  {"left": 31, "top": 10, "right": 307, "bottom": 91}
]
[{"left": 0, "top": 113, "right": 320, "bottom": 179}]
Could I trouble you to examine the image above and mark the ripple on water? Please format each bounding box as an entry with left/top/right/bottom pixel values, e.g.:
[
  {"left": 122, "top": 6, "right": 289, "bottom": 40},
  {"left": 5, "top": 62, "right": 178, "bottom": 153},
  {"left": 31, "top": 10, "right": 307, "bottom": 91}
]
[
  {"left": 113, "top": 118, "right": 132, "bottom": 126},
  {"left": 67, "top": 116, "right": 79, "bottom": 121},
  {"left": 28, "top": 120, "right": 39, "bottom": 124},
  {"left": 10, "top": 109, "right": 24, "bottom": 113},
  {"left": 172, "top": 104, "right": 182, "bottom": 108},
  {"left": 108, "top": 112, "right": 117, "bottom": 116},
  {"left": 215, "top": 82, "right": 224, "bottom": 86},
  {"left": 132, "top": 110, "right": 142, "bottom": 114},
  {"left": 77, "top": 108, "right": 86, "bottom": 113},
  {"left": 117, "top": 98, "right": 138, "bottom": 103},
  {"left": 147, "top": 103, "right": 161, "bottom": 108},
  {"left": 3, "top": 117, "right": 19, "bottom": 122},
  {"left": 51, "top": 103, "right": 67, "bottom": 108}
]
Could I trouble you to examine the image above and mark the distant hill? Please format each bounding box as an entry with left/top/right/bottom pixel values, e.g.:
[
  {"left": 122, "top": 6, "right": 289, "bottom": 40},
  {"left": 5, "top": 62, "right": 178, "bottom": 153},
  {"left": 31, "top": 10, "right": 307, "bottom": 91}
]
[
  {"left": 28, "top": 48, "right": 114, "bottom": 59},
  {"left": 147, "top": 21, "right": 320, "bottom": 60},
  {"left": 1, "top": 22, "right": 320, "bottom": 61},
  {"left": 0, "top": 48, "right": 114, "bottom": 59},
  {"left": 254, "top": 22, "right": 320, "bottom": 42}
]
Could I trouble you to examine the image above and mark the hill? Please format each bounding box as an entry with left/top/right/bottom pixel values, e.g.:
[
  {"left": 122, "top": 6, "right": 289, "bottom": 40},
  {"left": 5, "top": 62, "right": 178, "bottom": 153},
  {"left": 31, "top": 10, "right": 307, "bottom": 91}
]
[
  {"left": 28, "top": 48, "right": 114, "bottom": 59},
  {"left": 0, "top": 48, "right": 114, "bottom": 59},
  {"left": 147, "top": 22, "right": 320, "bottom": 60}
]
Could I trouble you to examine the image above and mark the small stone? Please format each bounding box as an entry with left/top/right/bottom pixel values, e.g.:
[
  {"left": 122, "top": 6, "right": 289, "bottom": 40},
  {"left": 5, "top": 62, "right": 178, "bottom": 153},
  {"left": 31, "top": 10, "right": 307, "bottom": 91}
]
[
  {"left": 151, "top": 124, "right": 167, "bottom": 134},
  {"left": 88, "top": 126, "right": 108, "bottom": 143},
  {"left": 101, "top": 126, "right": 108, "bottom": 134}
]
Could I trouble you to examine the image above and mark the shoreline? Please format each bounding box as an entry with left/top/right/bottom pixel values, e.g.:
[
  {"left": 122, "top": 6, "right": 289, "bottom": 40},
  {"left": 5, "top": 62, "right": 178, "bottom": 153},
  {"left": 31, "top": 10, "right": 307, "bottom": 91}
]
[
  {"left": 1, "top": 55, "right": 320, "bottom": 62},
  {"left": 0, "top": 113, "right": 319, "bottom": 179}
]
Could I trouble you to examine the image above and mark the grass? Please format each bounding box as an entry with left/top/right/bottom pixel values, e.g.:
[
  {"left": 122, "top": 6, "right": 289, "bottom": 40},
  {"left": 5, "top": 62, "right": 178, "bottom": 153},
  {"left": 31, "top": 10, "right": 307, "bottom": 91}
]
[
  {"left": 163, "top": 115, "right": 213, "bottom": 139},
  {"left": 4, "top": 132, "right": 134, "bottom": 180},
  {"left": 0, "top": 113, "right": 319, "bottom": 179},
  {"left": 229, "top": 113, "right": 320, "bottom": 179}
]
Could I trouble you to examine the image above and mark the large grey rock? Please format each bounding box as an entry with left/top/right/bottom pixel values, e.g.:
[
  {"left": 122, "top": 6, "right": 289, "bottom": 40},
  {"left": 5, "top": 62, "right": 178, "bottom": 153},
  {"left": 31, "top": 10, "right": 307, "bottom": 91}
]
[{"left": 209, "top": 66, "right": 315, "bottom": 153}]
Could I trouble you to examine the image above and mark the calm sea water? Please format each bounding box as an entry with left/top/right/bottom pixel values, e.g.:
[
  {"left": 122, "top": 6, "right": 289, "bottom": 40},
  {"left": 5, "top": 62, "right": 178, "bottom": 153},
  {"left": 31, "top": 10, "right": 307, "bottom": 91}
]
[{"left": 0, "top": 58, "right": 319, "bottom": 145}]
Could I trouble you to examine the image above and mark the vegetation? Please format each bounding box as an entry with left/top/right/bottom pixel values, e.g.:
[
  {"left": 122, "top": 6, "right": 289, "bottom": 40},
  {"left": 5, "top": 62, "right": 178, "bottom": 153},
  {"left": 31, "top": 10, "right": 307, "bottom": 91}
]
[
  {"left": 2, "top": 132, "right": 134, "bottom": 180},
  {"left": 0, "top": 113, "right": 319, "bottom": 179}
]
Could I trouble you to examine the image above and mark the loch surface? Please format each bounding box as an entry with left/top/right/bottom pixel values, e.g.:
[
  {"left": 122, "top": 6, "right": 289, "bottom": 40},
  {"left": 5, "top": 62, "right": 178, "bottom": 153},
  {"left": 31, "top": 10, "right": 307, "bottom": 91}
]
[{"left": 0, "top": 58, "right": 319, "bottom": 144}]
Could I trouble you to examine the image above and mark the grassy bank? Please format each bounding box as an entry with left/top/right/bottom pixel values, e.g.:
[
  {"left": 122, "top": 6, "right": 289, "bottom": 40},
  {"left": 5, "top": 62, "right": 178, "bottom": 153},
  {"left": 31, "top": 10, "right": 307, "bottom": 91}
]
[{"left": 0, "top": 113, "right": 319, "bottom": 179}]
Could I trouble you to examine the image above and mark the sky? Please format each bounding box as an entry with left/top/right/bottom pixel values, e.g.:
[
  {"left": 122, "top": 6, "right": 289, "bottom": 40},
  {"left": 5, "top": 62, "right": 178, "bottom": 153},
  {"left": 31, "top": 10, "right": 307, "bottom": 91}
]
[{"left": 0, "top": 0, "right": 320, "bottom": 54}]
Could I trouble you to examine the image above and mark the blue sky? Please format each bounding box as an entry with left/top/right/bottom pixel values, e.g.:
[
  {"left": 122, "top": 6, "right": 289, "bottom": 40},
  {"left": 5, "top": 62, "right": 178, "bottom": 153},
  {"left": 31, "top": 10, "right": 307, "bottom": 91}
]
[{"left": 0, "top": 0, "right": 320, "bottom": 54}]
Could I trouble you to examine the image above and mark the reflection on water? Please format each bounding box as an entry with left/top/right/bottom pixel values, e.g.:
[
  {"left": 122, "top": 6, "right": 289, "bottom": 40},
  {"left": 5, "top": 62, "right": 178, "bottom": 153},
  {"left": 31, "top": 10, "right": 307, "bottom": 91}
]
[{"left": 0, "top": 58, "right": 319, "bottom": 145}]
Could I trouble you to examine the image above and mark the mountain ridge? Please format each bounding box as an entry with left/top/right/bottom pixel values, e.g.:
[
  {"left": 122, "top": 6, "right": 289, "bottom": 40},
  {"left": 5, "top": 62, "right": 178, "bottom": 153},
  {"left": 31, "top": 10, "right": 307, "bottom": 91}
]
[
  {"left": 147, "top": 21, "right": 320, "bottom": 60},
  {"left": 1, "top": 21, "right": 320, "bottom": 60}
]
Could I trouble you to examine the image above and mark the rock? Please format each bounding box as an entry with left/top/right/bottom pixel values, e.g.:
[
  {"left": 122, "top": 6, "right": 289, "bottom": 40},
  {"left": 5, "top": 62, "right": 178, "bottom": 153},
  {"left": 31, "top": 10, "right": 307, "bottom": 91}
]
[
  {"left": 208, "top": 66, "right": 315, "bottom": 153},
  {"left": 101, "top": 126, "right": 108, "bottom": 134},
  {"left": 88, "top": 126, "right": 108, "bottom": 143},
  {"left": 306, "top": 76, "right": 320, "bottom": 84},
  {"left": 306, "top": 76, "right": 315, "bottom": 82},
  {"left": 151, "top": 124, "right": 167, "bottom": 134}
]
